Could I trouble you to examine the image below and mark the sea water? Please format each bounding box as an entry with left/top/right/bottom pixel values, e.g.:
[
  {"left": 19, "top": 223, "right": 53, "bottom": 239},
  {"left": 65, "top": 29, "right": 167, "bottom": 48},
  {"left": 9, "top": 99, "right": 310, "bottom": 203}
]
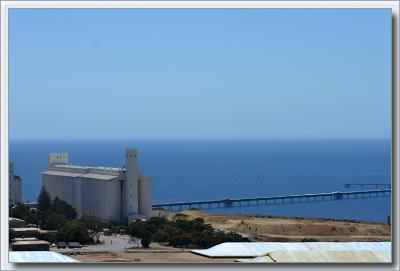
[{"left": 9, "top": 139, "right": 391, "bottom": 223}]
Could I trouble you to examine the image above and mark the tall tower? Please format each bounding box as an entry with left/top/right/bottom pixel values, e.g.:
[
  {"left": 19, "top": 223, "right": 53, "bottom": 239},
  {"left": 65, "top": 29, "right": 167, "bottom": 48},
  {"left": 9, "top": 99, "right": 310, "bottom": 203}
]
[
  {"left": 9, "top": 162, "right": 15, "bottom": 206},
  {"left": 125, "top": 148, "right": 139, "bottom": 220}
]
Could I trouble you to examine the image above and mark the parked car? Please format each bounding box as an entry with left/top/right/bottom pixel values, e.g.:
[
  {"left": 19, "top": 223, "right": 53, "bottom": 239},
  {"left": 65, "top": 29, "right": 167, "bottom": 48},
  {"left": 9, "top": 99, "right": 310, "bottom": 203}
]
[
  {"left": 56, "top": 242, "right": 67, "bottom": 249},
  {"left": 67, "top": 242, "right": 81, "bottom": 248}
]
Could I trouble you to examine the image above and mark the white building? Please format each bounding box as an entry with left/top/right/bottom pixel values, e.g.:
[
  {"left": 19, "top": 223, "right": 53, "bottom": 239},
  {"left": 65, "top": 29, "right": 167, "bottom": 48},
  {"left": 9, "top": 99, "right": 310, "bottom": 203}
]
[
  {"left": 9, "top": 162, "right": 22, "bottom": 206},
  {"left": 41, "top": 148, "right": 152, "bottom": 223}
]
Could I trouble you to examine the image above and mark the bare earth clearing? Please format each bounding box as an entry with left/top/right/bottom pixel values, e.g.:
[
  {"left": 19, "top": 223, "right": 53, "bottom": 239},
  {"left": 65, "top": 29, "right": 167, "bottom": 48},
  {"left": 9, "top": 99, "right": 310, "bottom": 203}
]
[{"left": 177, "top": 210, "right": 391, "bottom": 242}]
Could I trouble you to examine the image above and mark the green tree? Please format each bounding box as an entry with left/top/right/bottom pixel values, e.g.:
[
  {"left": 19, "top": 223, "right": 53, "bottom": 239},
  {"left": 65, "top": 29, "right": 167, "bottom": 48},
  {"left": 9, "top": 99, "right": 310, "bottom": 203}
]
[
  {"left": 38, "top": 186, "right": 51, "bottom": 212},
  {"left": 50, "top": 197, "right": 77, "bottom": 219},
  {"left": 169, "top": 232, "right": 192, "bottom": 248},
  {"left": 9, "top": 203, "right": 30, "bottom": 219},
  {"left": 56, "top": 220, "right": 93, "bottom": 244},
  {"left": 9, "top": 229, "right": 16, "bottom": 243},
  {"left": 151, "top": 230, "right": 169, "bottom": 242},
  {"left": 141, "top": 236, "right": 151, "bottom": 248},
  {"left": 25, "top": 211, "right": 40, "bottom": 225},
  {"left": 40, "top": 212, "right": 67, "bottom": 230}
]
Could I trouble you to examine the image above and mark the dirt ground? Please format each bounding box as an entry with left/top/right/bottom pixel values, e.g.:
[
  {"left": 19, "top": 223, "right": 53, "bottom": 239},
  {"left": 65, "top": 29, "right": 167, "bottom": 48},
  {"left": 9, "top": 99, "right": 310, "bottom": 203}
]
[
  {"left": 174, "top": 210, "right": 391, "bottom": 242},
  {"left": 71, "top": 251, "right": 233, "bottom": 263}
]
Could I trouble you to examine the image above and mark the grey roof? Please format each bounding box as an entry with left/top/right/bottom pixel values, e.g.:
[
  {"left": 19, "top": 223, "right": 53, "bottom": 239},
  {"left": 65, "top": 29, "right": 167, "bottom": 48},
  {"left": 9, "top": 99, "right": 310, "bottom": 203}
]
[
  {"left": 12, "top": 240, "right": 50, "bottom": 245},
  {"left": 81, "top": 173, "right": 120, "bottom": 180},
  {"left": 11, "top": 227, "right": 40, "bottom": 232},
  {"left": 42, "top": 170, "right": 119, "bottom": 181},
  {"left": 191, "top": 242, "right": 391, "bottom": 258},
  {"left": 9, "top": 251, "right": 79, "bottom": 263},
  {"left": 42, "top": 170, "right": 82, "bottom": 178},
  {"left": 9, "top": 217, "right": 24, "bottom": 222},
  {"left": 237, "top": 250, "right": 391, "bottom": 263}
]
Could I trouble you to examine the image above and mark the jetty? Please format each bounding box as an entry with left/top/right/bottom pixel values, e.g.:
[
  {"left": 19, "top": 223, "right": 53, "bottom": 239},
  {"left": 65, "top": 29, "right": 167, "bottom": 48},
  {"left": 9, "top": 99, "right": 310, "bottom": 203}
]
[{"left": 152, "top": 189, "right": 391, "bottom": 211}]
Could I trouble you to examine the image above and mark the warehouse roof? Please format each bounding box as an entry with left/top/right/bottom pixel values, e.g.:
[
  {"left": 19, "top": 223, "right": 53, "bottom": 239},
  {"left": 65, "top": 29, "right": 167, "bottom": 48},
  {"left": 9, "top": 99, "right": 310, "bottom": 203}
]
[
  {"left": 12, "top": 240, "right": 50, "bottom": 245},
  {"left": 9, "top": 217, "right": 24, "bottom": 222},
  {"left": 236, "top": 250, "right": 391, "bottom": 263},
  {"left": 11, "top": 227, "right": 40, "bottom": 232},
  {"left": 9, "top": 251, "right": 79, "bottom": 263},
  {"left": 191, "top": 242, "right": 391, "bottom": 258}
]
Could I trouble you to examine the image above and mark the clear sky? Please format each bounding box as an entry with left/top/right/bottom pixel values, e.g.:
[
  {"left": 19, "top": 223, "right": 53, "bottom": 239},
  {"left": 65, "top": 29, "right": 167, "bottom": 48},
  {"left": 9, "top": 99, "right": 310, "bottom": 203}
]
[{"left": 9, "top": 8, "right": 392, "bottom": 140}]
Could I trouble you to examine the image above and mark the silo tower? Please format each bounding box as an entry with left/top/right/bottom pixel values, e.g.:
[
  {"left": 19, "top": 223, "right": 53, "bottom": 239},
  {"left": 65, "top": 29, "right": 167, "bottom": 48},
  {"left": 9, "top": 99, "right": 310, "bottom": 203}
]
[{"left": 125, "top": 148, "right": 139, "bottom": 220}]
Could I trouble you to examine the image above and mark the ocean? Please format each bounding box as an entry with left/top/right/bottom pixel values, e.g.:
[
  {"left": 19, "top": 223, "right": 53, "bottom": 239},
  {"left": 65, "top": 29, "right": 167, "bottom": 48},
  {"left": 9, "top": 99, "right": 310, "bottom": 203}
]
[{"left": 9, "top": 139, "right": 391, "bottom": 223}]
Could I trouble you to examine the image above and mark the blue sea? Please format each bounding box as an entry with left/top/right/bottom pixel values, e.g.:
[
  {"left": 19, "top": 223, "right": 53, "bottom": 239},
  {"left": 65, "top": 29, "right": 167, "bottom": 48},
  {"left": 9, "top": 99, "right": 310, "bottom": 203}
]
[{"left": 9, "top": 139, "right": 391, "bottom": 223}]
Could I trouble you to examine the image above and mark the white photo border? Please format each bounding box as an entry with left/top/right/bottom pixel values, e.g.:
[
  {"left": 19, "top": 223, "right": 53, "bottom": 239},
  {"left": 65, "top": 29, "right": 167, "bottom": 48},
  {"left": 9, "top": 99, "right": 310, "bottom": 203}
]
[{"left": 1, "top": 1, "right": 399, "bottom": 270}]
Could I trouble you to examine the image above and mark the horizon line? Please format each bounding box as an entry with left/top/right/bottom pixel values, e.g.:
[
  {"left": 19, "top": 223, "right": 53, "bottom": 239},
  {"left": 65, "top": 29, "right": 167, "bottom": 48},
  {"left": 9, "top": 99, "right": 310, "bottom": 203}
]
[{"left": 8, "top": 137, "right": 392, "bottom": 142}]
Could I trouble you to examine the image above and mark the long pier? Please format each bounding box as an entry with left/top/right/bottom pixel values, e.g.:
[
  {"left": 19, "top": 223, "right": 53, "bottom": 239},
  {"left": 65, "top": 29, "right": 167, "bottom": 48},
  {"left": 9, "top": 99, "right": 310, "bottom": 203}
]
[
  {"left": 152, "top": 189, "right": 391, "bottom": 211},
  {"left": 344, "top": 183, "right": 391, "bottom": 189}
]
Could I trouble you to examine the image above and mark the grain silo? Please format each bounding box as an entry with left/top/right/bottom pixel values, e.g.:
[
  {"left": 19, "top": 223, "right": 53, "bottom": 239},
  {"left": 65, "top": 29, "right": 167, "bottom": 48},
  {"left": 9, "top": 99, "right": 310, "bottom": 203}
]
[{"left": 41, "top": 148, "right": 152, "bottom": 223}]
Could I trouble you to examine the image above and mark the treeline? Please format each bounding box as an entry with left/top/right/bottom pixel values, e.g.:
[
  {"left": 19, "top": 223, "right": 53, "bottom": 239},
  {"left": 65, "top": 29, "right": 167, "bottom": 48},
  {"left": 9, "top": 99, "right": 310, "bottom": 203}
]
[
  {"left": 127, "top": 213, "right": 249, "bottom": 248},
  {"left": 10, "top": 187, "right": 77, "bottom": 230},
  {"left": 9, "top": 187, "right": 98, "bottom": 244}
]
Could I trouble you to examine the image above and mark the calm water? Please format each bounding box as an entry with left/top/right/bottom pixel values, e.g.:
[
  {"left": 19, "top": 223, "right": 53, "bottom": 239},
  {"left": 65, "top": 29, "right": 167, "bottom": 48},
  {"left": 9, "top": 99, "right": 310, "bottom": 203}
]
[{"left": 9, "top": 139, "right": 391, "bottom": 223}]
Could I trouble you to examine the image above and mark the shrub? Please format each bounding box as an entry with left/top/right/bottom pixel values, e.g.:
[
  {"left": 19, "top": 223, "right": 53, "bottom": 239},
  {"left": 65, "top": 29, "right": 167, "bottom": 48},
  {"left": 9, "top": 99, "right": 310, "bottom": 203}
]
[
  {"left": 140, "top": 236, "right": 151, "bottom": 248},
  {"left": 56, "top": 220, "right": 93, "bottom": 244},
  {"left": 151, "top": 230, "right": 169, "bottom": 242}
]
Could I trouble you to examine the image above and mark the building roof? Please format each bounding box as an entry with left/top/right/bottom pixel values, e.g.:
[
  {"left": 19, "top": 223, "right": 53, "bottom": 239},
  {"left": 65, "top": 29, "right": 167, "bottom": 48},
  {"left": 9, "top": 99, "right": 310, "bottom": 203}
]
[
  {"left": 11, "top": 227, "right": 40, "bottom": 232},
  {"left": 14, "top": 238, "right": 38, "bottom": 241},
  {"left": 42, "top": 170, "right": 82, "bottom": 178},
  {"left": 191, "top": 242, "right": 391, "bottom": 258},
  {"left": 42, "top": 170, "right": 119, "bottom": 181},
  {"left": 56, "top": 164, "right": 123, "bottom": 172},
  {"left": 12, "top": 240, "right": 50, "bottom": 245},
  {"left": 237, "top": 250, "right": 391, "bottom": 263},
  {"left": 9, "top": 217, "right": 25, "bottom": 222},
  {"left": 82, "top": 173, "right": 120, "bottom": 180},
  {"left": 9, "top": 251, "right": 79, "bottom": 263}
]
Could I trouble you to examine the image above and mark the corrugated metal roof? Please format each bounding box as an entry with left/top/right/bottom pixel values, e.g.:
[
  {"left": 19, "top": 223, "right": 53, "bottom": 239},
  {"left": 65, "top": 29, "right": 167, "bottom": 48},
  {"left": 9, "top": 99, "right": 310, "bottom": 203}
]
[
  {"left": 42, "top": 170, "right": 82, "bottom": 178},
  {"left": 42, "top": 170, "right": 118, "bottom": 181},
  {"left": 237, "top": 250, "right": 391, "bottom": 263},
  {"left": 9, "top": 251, "right": 79, "bottom": 263},
  {"left": 56, "top": 164, "right": 122, "bottom": 171},
  {"left": 191, "top": 242, "right": 391, "bottom": 258}
]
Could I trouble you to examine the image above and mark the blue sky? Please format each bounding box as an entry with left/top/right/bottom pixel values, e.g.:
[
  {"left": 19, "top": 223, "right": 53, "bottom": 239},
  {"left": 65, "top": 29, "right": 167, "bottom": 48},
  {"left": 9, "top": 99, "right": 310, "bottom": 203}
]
[{"left": 9, "top": 8, "right": 392, "bottom": 140}]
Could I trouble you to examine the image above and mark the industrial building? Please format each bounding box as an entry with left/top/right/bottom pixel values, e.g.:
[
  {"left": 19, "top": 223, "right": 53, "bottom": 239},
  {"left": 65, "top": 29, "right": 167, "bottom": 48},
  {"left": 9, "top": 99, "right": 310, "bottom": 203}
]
[
  {"left": 192, "top": 242, "right": 391, "bottom": 263},
  {"left": 11, "top": 240, "right": 50, "bottom": 251},
  {"left": 9, "top": 162, "right": 22, "bottom": 206},
  {"left": 41, "top": 148, "right": 152, "bottom": 223}
]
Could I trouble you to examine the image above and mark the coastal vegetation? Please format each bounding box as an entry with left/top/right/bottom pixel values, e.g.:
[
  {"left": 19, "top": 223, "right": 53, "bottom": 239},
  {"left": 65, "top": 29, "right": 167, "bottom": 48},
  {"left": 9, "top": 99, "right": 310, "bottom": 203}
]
[{"left": 127, "top": 213, "right": 249, "bottom": 248}]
